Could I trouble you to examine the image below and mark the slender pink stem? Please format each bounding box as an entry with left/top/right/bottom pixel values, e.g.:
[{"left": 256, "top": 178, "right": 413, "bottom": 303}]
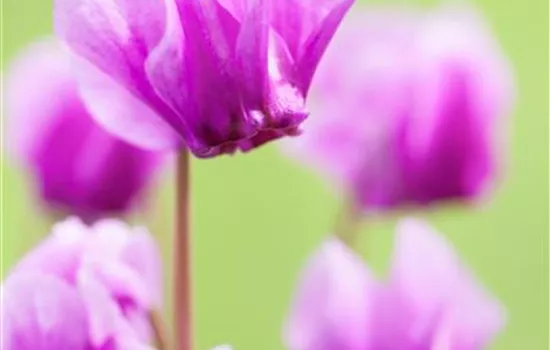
[
  {"left": 149, "top": 310, "right": 168, "bottom": 350},
  {"left": 174, "top": 151, "right": 192, "bottom": 350}
]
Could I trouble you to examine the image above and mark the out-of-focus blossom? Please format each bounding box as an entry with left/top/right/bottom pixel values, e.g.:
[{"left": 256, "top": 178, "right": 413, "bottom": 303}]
[
  {"left": 4, "top": 40, "right": 163, "bottom": 221},
  {"left": 284, "top": 5, "right": 515, "bottom": 211},
  {"left": 2, "top": 217, "right": 162, "bottom": 348},
  {"left": 285, "top": 218, "right": 505, "bottom": 350},
  {"left": 1, "top": 272, "right": 157, "bottom": 350},
  {"left": 54, "top": 0, "right": 354, "bottom": 158}
]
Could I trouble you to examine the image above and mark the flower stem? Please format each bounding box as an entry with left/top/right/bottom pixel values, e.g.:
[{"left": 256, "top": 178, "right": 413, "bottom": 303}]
[
  {"left": 174, "top": 150, "right": 192, "bottom": 350},
  {"left": 149, "top": 310, "right": 168, "bottom": 350}
]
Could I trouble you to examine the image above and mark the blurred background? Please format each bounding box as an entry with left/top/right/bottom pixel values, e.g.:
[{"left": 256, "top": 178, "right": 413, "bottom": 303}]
[{"left": 1, "top": 0, "right": 548, "bottom": 349}]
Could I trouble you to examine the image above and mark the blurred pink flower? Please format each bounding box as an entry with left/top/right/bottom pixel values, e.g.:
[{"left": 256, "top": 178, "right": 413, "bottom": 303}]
[
  {"left": 1, "top": 273, "right": 157, "bottom": 350},
  {"left": 4, "top": 40, "right": 164, "bottom": 221},
  {"left": 53, "top": 0, "right": 354, "bottom": 157},
  {"left": 284, "top": 219, "right": 505, "bottom": 350},
  {"left": 3, "top": 217, "right": 163, "bottom": 349},
  {"left": 284, "top": 5, "right": 515, "bottom": 211}
]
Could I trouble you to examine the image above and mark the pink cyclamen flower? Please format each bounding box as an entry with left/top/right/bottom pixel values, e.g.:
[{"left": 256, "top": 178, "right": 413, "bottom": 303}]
[
  {"left": 5, "top": 40, "right": 163, "bottom": 221},
  {"left": 284, "top": 5, "right": 514, "bottom": 210},
  {"left": 54, "top": 0, "right": 354, "bottom": 157},
  {"left": 2, "top": 217, "right": 162, "bottom": 349},
  {"left": 1, "top": 273, "right": 157, "bottom": 350},
  {"left": 285, "top": 219, "right": 505, "bottom": 350}
]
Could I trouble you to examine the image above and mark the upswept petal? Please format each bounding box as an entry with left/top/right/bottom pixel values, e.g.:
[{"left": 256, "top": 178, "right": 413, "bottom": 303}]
[
  {"left": 389, "top": 218, "right": 505, "bottom": 349},
  {"left": 284, "top": 237, "right": 375, "bottom": 350},
  {"left": 235, "top": 0, "right": 270, "bottom": 110},
  {"left": 54, "top": 0, "right": 165, "bottom": 91},
  {"left": 55, "top": 0, "right": 185, "bottom": 150},
  {"left": 293, "top": 0, "right": 355, "bottom": 94},
  {"left": 73, "top": 54, "right": 183, "bottom": 150},
  {"left": 1, "top": 273, "right": 89, "bottom": 350}
]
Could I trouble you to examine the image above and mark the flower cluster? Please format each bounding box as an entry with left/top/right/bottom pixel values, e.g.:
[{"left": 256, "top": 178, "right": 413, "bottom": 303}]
[
  {"left": 2, "top": 0, "right": 514, "bottom": 349},
  {"left": 285, "top": 219, "right": 505, "bottom": 350}
]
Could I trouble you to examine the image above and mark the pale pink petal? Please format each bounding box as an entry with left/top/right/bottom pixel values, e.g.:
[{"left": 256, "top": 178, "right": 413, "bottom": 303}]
[
  {"left": 440, "top": 273, "right": 506, "bottom": 350},
  {"left": 1, "top": 273, "right": 89, "bottom": 350},
  {"left": 389, "top": 218, "right": 506, "bottom": 349},
  {"left": 3, "top": 39, "right": 74, "bottom": 163},
  {"left": 73, "top": 55, "right": 183, "bottom": 150},
  {"left": 120, "top": 227, "right": 163, "bottom": 308},
  {"left": 115, "top": 337, "right": 158, "bottom": 350},
  {"left": 80, "top": 253, "right": 151, "bottom": 310},
  {"left": 54, "top": 0, "right": 166, "bottom": 97},
  {"left": 76, "top": 269, "right": 136, "bottom": 347},
  {"left": 12, "top": 218, "right": 89, "bottom": 282},
  {"left": 390, "top": 219, "right": 464, "bottom": 316},
  {"left": 284, "top": 237, "right": 375, "bottom": 350}
]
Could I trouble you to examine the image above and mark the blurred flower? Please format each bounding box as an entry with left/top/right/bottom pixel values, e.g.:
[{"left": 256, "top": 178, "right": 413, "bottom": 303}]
[
  {"left": 4, "top": 40, "right": 164, "bottom": 221},
  {"left": 5, "top": 217, "right": 163, "bottom": 346},
  {"left": 54, "top": 0, "right": 354, "bottom": 157},
  {"left": 284, "top": 5, "right": 515, "bottom": 211},
  {"left": 284, "top": 219, "right": 505, "bottom": 350},
  {"left": 1, "top": 272, "right": 157, "bottom": 350}
]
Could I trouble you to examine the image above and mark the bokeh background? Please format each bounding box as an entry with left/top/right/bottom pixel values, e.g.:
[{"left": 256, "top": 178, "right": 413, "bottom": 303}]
[{"left": 1, "top": 0, "right": 548, "bottom": 349}]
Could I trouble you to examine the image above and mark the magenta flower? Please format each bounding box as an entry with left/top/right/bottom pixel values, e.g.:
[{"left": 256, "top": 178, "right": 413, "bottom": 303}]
[
  {"left": 284, "top": 219, "right": 505, "bottom": 350},
  {"left": 5, "top": 217, "right": 163, "bottom": 347},
  {"left": 53, "top": 0, "right": 354, "bottom": 157},
  {"left": 4, "top": 40, "right": 163, "bottom": 221},
  {"left": 284, "top": 5, "right": 515, "bottom": 210}
]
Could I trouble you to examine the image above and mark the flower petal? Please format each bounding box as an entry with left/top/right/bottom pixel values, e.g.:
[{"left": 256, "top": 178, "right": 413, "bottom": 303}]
[
  {"left": 12, "top": 218, "right": 89, "bottom": 283},
  {"left": 77, "top": 269, "right": 136, "bottom": 347},
  {"left": 80, "top": 251, "right": 151, "bottom": 310},
  {"left": 284, "top": 237, "right": 375, "bottom": 350},
  {"left": 54, "top": 0, "right": 185, "bottom": 150},
  {"left": 235, "top": 0, "right": 270, "bottom": 109},
  {"left": 73, "top": 55, "right": 183, "bottom": 150},
  {"left": 389, "top": 218, "right": 505, "bottom": 348},
  {"left": 293, "top": 0, "right": 355, "bottom": 94},
  {"left": 403, "top": 5, "right": 514, "bottom": 202},
  {"left": 115, "top": 337, "right": 158, "bottom": 350},
  {"left": 120, "top": 227, "right": 163, "bottom": 308},
  {"left": 3, "top": 40, "right": 74, "bottom": 164},
  {"left": 438, "top": 270, "right": 506, "bottom": 349},
  {"left": 389, "top": 219, "right": 467, "bottom": 323},
  {"left": 1, "top": 273, "right": 89, "bottom": 350},
  {"left": 54, "top": 0, "right": 164, "bottom": 91}
]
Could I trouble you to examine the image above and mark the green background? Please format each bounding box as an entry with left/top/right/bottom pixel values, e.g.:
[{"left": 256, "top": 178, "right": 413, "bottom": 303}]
[{"left": 1, "top": 0, "right": 548, "bottom": 349}]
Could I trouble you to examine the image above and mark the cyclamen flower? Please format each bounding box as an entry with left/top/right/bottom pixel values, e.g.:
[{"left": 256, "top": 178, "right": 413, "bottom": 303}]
[
  {"left": 2, "top": 218, "right": 162, "bottom": 349},
  {"left": 285, "top": 219, "right": 505, "bottom": 350},
  {"left": 284, "top": 5, "right": 515, "bottom": 210},
  {"left": 54, "top": 0, "right": 354, "bottom": 157},
  {"left": 1, "top": 273, "right": 156, "bottom": 350},
  {"left": 5, "top": 40, "right": 163, "bottom": 221}
]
